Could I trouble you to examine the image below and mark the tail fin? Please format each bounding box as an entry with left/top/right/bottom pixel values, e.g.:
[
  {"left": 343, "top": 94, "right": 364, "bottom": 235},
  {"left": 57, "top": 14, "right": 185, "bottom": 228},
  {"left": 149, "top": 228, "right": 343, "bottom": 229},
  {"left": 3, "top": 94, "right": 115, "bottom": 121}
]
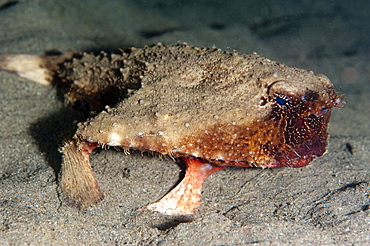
[{"left": 0, "top": 54, "right": 52, "bottom": 85}]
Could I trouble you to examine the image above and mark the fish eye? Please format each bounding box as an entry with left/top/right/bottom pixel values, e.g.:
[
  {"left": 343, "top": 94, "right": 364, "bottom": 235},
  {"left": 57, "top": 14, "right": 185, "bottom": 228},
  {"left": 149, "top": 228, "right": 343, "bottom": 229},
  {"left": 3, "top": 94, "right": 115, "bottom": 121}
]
[
  {"left": 273, "top": 94, "right": 291, "bottom": 109},
  {"left": 275, "top": 96, "right": 287, "bottom": 106}
]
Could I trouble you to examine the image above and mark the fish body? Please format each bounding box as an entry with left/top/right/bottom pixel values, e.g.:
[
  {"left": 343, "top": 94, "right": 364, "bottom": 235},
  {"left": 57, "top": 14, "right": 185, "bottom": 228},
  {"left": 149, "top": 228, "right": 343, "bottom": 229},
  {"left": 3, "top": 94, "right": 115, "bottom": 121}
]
[{"left": 0, "top": 43, "right": 342, "bottom": 215}]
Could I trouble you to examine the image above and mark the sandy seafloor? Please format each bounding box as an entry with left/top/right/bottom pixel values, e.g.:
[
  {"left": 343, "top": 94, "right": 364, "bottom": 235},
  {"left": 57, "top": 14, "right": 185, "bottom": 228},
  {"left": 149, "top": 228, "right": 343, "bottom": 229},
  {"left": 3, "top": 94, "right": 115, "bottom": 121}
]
[{"left": 0, "top": 0, "right": 369, "bottom": 245}]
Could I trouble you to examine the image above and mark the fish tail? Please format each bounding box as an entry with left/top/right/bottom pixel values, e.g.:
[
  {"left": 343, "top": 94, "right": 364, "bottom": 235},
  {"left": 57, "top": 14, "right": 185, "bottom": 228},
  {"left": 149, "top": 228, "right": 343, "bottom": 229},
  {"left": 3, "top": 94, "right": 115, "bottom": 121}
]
[
  {"left": 0, "top": 51, "right": 76, "bottom": 85},
  {"left": 0, "top": 54, "right": 53, "bottom": 85}
]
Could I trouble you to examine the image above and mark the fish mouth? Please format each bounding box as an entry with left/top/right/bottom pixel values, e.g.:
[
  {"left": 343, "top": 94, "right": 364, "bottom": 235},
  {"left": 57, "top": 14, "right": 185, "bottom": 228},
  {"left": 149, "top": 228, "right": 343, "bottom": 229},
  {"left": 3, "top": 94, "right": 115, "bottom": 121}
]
[
  {"left": 272, "top": 143, "right": 326, "bottom": 168},
  {"left": 269, "top": 111, "right": 330, "bottom": 168},
  {"left": 268, "top": 141, "right": 327, "bottom": 168}
]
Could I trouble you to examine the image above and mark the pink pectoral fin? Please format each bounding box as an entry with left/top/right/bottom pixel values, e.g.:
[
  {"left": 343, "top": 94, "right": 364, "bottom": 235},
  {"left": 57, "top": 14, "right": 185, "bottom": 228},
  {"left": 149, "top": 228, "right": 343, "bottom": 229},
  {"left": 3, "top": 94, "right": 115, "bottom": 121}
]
[{"left": 146, "top": 158, "right": 224, "bottom": 215}]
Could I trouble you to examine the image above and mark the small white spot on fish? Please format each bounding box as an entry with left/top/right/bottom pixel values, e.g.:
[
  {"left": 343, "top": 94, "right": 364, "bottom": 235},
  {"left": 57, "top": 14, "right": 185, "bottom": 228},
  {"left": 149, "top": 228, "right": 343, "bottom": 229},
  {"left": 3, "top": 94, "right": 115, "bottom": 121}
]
[{"left": 107, "top": 132, "right": 122, "bottom": 146}]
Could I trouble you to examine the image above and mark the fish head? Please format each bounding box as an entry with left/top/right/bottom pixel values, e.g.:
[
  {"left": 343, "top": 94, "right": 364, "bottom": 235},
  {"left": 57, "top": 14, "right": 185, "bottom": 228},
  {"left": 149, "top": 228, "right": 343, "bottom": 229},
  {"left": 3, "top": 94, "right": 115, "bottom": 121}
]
[{"left": 258, "top": 73, "right": 343, "bottom": 168}]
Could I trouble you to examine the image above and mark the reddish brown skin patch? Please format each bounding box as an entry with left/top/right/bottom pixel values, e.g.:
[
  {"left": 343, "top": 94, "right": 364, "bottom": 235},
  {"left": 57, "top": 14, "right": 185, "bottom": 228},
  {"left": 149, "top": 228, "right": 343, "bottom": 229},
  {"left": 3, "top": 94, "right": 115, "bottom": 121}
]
[{"left": 176, "top": 90, "right": 339, "bottom": 169}]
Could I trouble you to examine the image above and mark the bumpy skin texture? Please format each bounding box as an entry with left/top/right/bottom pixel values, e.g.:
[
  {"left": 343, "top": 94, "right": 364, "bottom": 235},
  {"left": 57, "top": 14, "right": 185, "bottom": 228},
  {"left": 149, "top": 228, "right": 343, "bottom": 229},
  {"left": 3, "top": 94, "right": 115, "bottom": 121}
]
[{"left": 53, "top": 51, "right": 143, "bottom": 111}]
